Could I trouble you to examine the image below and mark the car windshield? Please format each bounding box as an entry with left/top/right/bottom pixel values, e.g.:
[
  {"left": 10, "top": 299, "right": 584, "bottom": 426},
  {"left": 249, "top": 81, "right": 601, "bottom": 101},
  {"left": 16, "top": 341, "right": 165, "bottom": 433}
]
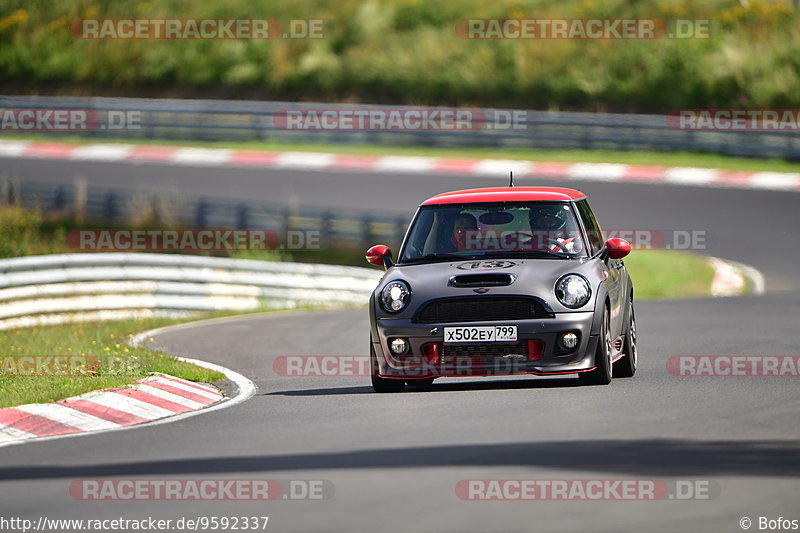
[{"left": 399, "top": 202, "right": 588, "bottom": 263}]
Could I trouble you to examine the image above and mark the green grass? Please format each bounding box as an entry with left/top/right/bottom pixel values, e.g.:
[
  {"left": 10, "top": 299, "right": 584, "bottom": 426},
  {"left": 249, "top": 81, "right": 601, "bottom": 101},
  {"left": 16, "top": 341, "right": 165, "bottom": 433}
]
[
  {"left": 0, "top": 0, "right": 798, "bottom": 112},
  {"left": 5, "top": 133, "right": 800, "bottom": 173},
  {"left": 624, "top": 249, "right": 716, "bottom": 299},
  {"left": 0, "top": 317, "right": 225, "bottom": 408}
]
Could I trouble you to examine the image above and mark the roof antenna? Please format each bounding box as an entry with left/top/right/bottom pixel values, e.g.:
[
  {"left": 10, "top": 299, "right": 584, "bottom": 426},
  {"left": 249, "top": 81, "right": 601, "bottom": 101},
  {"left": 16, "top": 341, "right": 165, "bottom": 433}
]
[{"left": 509, "top": 170, "right": 514, "bottom": 187}]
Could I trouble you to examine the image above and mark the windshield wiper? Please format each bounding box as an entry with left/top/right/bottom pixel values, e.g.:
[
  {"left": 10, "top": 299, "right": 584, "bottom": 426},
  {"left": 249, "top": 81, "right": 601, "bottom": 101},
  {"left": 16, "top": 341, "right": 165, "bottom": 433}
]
[
  {"left": 480, "top": 250, "right": 576, "bottom": 260},
  {"left": 401, "top": 253, "right": 474, "bottom": 264}
]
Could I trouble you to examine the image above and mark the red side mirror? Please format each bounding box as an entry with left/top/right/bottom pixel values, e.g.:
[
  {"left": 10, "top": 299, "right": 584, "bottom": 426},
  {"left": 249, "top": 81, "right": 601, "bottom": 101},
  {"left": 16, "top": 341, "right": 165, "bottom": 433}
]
[
  {"left": 605, "top": 238, "right": 631, "bottom": 259},
  {"left": 366, "top": 244, "right": 393, "bottom": 268}
]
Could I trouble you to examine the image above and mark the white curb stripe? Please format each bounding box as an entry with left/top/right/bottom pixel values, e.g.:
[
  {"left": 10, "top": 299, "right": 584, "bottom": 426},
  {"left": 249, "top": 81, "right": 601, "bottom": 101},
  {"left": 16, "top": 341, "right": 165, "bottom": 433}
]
[
  {"left": 0, "top": 424, "right": 38, "bottom": 443},
  {"left": 664, "top": 167, "right": 719, "bottom": 185},
  {"left": 726, "top": 260, "right": 766, "bottom": 295},
  {"left": 474, "top": 159, "right": 535, "bottom": 177},
  {"left": 0, "top": 141, "right": 31, "bottom": 157},
  {"left": 69, "top": 144, "right": 133, "bottom": 161},
  {"left": 748, "top": 172, "right": 800, "bottom": 190},
  {"left": 81, "top": 390, "right": 176, "bottom": 420},
  {"left": 16, "top": 403, "right": 120, "bottom": 431},
  {"left": 131, "top": 383, "right": 207, "bottom": 409},
  {"left": 374, "top": 156, "right": 436, "bottom": 173},
  {"left": 144, "top": 375, "right": 222, "bottom": 400},
  {"left": 708, "top": 256, "right": 747, "bottom": 297},
  {"left": 171, "top": 148, "right": 233, "bottom": 166},
  {"left": 567, "top": 163, "right": 628, "bottom": 181},
  {"left": 273, "top": 151, "right": 336, "bottom": 169}
]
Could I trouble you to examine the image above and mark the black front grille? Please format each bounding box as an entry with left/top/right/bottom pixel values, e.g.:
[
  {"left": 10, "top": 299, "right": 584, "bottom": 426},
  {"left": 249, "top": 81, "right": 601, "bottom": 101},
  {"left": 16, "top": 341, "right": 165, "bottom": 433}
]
[
  {"left": 414, "top": 297, "right": 552, "bottom": 323},
  {"left": 442, "top": 342, "right": 528, "bottom": 358}
]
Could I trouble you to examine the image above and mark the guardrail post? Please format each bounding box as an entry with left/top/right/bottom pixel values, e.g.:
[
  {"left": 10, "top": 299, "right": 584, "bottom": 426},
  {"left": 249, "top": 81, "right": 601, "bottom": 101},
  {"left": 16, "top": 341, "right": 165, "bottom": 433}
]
[
  {"left": 236, "top": 204, "right": 249, "bottom": 229},
  {"left": 321, "top": 211, "right": 333, "bottom": 247},
  {"left": 1, "top": 180, "right": 13, "bottom": 205},
  {"left": 362, "top": 214, "right": 374, "bottom": 248},
  {"left": 282, "top": 207, "right": 292, "bottom": 236},
  {"left": 150, "top": 195, "right": 162, "bottom": 223},
  {"left": 53, "top": 186, "right": 66, "bottom": 211},
  {"left": 395, "top": 216, "right": 407, "bottom": 246},
  {"left": 73, "top": 179, "right": 87, "bottom": 222},
  {"left": 103, "top": 192, "right": 118, "bottom": 221},
  {"left": 195, "top": 200, "right": 208, "bottom": 228}
]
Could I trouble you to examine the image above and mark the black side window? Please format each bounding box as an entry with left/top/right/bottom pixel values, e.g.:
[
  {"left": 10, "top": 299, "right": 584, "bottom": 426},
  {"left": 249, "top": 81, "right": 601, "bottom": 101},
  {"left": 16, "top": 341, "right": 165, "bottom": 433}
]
[{"left": 575, "top": 200, "right": 604, "bottom": 255}]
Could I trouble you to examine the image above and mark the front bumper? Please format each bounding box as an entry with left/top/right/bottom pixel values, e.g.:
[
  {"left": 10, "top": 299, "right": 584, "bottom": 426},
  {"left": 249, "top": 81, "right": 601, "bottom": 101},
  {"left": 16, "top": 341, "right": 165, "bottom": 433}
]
[{"left": 373, "top": 312, "right": 598, "bottom": 379}]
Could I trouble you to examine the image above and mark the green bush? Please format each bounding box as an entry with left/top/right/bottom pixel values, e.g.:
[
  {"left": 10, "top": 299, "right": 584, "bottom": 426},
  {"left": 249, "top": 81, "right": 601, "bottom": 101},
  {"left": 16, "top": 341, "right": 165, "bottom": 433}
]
[
  {"left": 0, "top": 205, "right": 67, "bottom": 258},
  {"left": 0, "top": 0, "right": 798, "bottom": 111}
]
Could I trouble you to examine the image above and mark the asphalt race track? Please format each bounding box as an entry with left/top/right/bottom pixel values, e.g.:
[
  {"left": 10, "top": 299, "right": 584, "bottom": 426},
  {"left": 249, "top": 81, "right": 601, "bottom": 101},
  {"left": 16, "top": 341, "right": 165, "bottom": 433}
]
[{"left": 1, "top": 156, "right": 799, "bottom": 533}]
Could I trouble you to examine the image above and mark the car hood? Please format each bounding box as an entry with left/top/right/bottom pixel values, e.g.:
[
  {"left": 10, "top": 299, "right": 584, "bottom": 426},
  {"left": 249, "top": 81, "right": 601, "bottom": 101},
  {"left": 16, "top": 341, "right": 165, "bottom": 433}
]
[{"left": 375, "top": 258, "right": 605, "bottom": 317}]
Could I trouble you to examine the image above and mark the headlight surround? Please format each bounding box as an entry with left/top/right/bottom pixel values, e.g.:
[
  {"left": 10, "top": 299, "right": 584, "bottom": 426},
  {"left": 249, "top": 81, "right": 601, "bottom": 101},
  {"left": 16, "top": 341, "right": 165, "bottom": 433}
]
[
  {"left": 555, "top": 274, "right": 591, "bottom": 309},
  {"left": 380, "top": 280, "right": 411, "bottom": 313}
]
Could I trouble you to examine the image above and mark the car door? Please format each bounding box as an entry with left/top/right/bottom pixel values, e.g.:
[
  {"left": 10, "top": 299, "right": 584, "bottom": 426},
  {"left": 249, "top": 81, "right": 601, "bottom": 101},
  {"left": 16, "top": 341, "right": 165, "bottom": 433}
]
[{"left": 575, "top": 200, "right": 624, "bottom": 337}]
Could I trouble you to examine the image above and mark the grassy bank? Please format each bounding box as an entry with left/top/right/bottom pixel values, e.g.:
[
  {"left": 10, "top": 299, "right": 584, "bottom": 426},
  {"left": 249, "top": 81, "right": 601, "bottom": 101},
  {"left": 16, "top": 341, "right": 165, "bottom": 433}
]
[
  {"left": 624, "top": 249, "right": 716, "bottom": 299},
  {"left": 0, "top": 318, "right": 224, "bottom": 408},
  {"left": 0, "top": 0, "right": 798, "bottom": 112}
]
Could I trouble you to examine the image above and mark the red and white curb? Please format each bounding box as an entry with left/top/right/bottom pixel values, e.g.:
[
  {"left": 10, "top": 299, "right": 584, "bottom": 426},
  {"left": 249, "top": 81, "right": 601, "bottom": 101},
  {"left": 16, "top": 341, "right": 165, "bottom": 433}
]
[
  {"left": 708, "top": 256, "right": 765, "bottom": 297},
  {"left": 0, "top": 344, "right": 256, "bottom": 449},
  {"left": 1, "top": 140, "right": 799, "bottom": 192},
  {"left": 0, "top": 374, "right": 222, "bottom": 447}
]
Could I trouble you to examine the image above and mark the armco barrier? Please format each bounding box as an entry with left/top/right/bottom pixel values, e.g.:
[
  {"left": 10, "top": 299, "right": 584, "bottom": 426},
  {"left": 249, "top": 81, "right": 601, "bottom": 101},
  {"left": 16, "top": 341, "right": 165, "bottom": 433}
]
[
  {"left": 1, "top": 95, "right": 799, "bottom": 159},
  {"left": 0, "top": 253, "right": 382, "bottom": 330},
  {"left": 4, "top": 180, "right": 409, "bottom": 252}
]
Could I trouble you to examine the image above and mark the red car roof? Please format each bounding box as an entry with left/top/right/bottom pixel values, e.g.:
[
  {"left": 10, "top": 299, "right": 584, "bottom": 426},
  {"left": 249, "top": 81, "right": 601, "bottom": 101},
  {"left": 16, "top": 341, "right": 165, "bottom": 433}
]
[{"left": 420, "top": 186, "right": 586, "bottom": 206}]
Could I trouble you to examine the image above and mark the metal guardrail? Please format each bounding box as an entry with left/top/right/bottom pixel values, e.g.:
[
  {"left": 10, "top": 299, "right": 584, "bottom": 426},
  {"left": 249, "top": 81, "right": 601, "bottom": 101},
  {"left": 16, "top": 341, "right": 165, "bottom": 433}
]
[
  {"left": 4, "top": 180, "right": 410, "bottom": 251},
  {"left": 2, "top": 96, "right": 799, "bottom": 159},
  {"left": 0, "top": 253, "right": 382, "bottom": 330}
]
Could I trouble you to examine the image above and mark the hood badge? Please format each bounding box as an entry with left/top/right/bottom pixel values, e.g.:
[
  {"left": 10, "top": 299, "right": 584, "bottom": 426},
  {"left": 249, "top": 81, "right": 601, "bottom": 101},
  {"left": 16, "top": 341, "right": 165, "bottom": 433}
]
[
  {"left": 457, "top": 260, "right": 516, "bottom": 270},
  {"left": 473, "top": 288, "right": 491, "bottom": 294}
]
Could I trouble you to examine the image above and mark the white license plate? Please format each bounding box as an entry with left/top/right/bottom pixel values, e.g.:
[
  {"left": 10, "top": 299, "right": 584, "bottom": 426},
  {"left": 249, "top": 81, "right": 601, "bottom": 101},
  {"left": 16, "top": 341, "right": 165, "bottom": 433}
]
[{"left": 443, "top": 326, "right": 517, "bottom": 344}]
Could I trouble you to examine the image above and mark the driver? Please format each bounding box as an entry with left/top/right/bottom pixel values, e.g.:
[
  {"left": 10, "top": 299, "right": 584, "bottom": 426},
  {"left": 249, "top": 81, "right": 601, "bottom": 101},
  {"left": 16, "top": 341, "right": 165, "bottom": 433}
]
[
  {"left": 450, "top": 213, "right": 479, "bottom": 252},
  {"left": 423, "top": 211, "right": 479, "bottom": 254},
  {"left": 527, "top": 206, "right": 576, "bottom": 253}
]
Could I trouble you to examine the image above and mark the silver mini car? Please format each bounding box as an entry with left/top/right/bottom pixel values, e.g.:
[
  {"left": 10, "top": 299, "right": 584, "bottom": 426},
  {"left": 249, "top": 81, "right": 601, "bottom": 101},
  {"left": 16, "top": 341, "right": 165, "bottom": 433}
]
[{"left": 366, "top": 186, "right": 636, "bottom": 392}]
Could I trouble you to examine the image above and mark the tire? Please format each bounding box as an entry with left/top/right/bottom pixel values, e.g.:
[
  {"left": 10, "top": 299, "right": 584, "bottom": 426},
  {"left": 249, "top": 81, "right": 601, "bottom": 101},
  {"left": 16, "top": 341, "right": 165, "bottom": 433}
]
[
  {"left": 614, "top": 297, "right": 637, "bottom": 378},
  {"left": 370, "top": 336, "right": 405, "bottom": 393},
  {"left": 579, "top": 306, "right": 612, "bottom": 386}
]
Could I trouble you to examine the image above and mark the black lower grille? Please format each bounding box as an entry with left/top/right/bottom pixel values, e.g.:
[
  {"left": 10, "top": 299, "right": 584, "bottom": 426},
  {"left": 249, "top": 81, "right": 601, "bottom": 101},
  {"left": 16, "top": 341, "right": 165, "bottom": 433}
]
[
  {"left": 442, "top": 342, "right": 528, "bottom": 358},
  {"left": 414, "top": 297, "right": 552, "bottom": 323}
]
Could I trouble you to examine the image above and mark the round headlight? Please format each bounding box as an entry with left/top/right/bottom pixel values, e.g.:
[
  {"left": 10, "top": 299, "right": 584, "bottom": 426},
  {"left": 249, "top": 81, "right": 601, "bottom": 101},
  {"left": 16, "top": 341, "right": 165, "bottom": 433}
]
[
  {"left": 555, "top": 274, "right": 591, "bottom": 309},
  {"left": 380, "top": 280, "right": 411, "bottom": 313}
]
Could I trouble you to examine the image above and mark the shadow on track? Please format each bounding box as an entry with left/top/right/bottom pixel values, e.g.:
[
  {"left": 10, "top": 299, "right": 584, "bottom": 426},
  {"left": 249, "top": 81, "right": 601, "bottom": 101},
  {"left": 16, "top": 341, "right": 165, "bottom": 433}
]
[
  {"left": 2, "top": 439, "right": 799, "bottom": 480},
  {"left": 265, "top": 377, "right": 581, "bottom": 396}
]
